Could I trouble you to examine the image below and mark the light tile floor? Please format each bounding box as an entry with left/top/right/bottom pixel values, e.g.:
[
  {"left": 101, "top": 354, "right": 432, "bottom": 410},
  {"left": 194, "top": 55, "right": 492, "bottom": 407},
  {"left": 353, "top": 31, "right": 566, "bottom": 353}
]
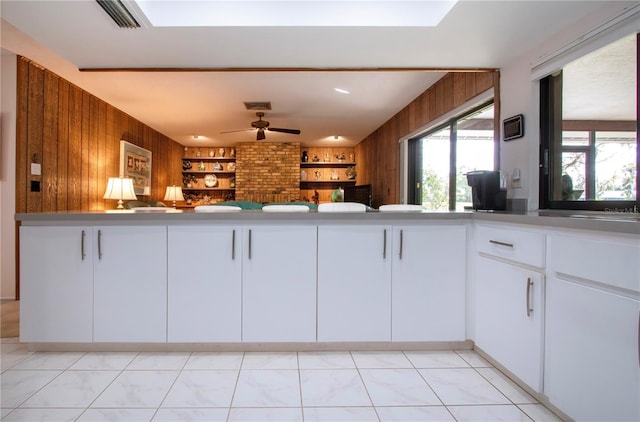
[{"left": 0, "top": 338, "right": 563, "bottom": 421}]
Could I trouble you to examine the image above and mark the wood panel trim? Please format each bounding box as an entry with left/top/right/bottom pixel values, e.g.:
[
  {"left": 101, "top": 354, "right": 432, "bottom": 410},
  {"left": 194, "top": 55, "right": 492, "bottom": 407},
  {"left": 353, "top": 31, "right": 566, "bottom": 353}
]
[{"left": 80, "top": 67, "right": 498, "bottom": 73}]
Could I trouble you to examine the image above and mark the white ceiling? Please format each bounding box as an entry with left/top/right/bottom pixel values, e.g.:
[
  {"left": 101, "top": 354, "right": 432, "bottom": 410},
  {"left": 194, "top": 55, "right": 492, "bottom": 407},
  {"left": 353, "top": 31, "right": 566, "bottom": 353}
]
[{"left": 0, "top": 1, "right": 633, "bottom": 147}]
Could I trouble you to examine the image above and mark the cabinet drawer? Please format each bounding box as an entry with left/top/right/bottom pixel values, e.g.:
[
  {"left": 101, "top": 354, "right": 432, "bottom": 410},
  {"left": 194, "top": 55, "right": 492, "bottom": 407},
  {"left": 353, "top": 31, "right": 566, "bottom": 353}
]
[
  {"left": 548, "top": 234, "right": 640, "bottom": 293},
  {"left": 476, "top": 224, "right": 545, "bottom": 268}
]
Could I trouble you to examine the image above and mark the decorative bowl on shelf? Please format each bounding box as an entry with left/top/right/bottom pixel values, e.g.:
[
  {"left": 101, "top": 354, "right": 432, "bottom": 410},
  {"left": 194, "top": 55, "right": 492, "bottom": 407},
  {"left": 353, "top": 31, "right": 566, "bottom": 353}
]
[{"left": 204, "top": 174, "right": 218, "bottom": 187}]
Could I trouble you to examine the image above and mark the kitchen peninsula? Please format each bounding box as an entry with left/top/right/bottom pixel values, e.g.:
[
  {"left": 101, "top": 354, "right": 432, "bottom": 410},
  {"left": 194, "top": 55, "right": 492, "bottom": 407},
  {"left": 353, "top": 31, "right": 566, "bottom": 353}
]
[{"left": 16, "top": 209, "right": 640, "bottom": 421}]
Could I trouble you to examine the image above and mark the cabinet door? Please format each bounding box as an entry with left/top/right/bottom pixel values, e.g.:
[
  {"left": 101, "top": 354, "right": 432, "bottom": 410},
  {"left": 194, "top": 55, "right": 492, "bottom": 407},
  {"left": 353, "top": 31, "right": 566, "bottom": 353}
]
[
  {"left": 242, "top": 225, "right": 316, "bottom": 342},
  {"left": 167, "top": 226, "right": 241, "bottom": 342},
  {"left": 475, "top": 256, "right": 543, "bottom": 391},
  {"left": 318, "top": 225, "right": 392, "bottom": 342},
  {"left": 93, "top": 226, "right": 167, "bottom": 342},
  {"left": 545, "top": 277, "right": 640, "bottom": 422},
  {"left": 392, "top": 225, "right": 466, "bottom": 341},
  {"left": 20, "top": 226, "right": 94, "bottom": 342}
]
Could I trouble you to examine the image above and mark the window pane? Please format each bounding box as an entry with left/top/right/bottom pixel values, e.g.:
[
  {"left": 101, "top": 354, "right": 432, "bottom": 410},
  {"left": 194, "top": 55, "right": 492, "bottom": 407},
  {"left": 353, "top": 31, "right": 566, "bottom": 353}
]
[
  {"left": 421, "top": 128, "right": 450, "bottom": 211},
  {"left": 595, "top": 131, "right": 637, "bottom": 200},
  {"left": 456, "top": 104, "right": 495, "bottom": 211},
  {"left": 561, "top": 152, "right": 586, "bottom": 200},
  {"left": 562, "top": 131, "right": 590, "bottom": 146}
]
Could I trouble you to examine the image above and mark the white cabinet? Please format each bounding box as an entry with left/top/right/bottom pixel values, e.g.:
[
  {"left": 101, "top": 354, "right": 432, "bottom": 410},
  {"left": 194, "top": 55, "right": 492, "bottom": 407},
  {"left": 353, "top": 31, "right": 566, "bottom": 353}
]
[
  {"left": 242, "top": 225, "right": 317, "bottom": 342},
  {"left": 167, "top": 226, "right": 242, "bottom": 342},
  {"left": 545, "top": 232, "right": 640, "bottom": 421},
  {"left": 20, "top": 226, "right": 94, "bottom": 342},
  {"left": 475, "top": 255, "right": 544, "bottom": 391},
  {"left": 318, "top": 225, "right": 392, "bottom": 342},
  {"left": 93, "top": 226, "right": 167, "bottom": 342},
  {"left": 545, "top": 277, "right": 639, "bottom": 422},
  {"left": 391, "top": 224, "right": 466, "bottom": 341}
]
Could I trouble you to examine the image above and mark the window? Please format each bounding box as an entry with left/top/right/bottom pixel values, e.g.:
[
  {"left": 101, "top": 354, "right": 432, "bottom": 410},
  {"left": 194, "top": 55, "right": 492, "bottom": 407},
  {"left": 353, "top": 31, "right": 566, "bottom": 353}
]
[
  {"left": 408, "top": 101, "right": 496, "bottom": 211},
  {"left": 540, "top": 33, "right": 638, "bottom": 211}
]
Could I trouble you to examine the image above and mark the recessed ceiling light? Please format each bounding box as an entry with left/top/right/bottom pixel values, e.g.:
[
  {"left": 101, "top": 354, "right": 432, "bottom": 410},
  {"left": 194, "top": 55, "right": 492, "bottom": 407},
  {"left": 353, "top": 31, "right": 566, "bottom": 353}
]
[{"left": 334, "top": 88, "right": 350, "bottom": 94}]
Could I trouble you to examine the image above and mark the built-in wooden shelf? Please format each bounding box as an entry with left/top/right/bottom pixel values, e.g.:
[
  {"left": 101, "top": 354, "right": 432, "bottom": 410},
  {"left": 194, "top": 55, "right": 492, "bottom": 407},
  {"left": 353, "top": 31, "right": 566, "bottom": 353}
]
[{"left": 301, "top": 162, "right": 356, "bottom": 167}]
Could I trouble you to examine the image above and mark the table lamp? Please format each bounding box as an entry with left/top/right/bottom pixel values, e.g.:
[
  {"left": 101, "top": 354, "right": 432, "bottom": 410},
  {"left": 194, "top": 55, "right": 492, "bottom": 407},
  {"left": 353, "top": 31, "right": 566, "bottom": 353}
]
[
  {"left": 103, "top": 177, "right": 137, "bottom": 209},
  {"left": 164, "top": 185, "right": 185, "bottom": 208}
]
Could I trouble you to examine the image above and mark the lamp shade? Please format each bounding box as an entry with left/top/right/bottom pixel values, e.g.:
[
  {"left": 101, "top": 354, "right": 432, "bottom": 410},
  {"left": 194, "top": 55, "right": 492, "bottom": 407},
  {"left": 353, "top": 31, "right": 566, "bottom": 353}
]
[
  {"left": 103, "top": 177, "right": 137, "bottom": 209},
  {"left": 164, "top": 185, "right": 185, "bottom": 207}
]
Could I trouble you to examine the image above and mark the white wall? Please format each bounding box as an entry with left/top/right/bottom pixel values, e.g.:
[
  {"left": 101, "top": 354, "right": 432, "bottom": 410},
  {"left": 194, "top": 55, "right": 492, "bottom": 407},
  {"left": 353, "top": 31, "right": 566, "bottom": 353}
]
[
  {"left": 1, "top": 51, "right": 17, "bottom": 299},
  {"left": 499, "top": 2, "right": 638, "bottom": 210}
]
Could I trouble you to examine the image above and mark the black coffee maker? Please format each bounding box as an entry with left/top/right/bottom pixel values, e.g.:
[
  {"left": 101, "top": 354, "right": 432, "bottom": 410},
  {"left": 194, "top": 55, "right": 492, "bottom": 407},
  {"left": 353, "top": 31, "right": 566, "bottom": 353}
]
[{"left": 466, "top": 170, "right": 507, "bottom": 211}]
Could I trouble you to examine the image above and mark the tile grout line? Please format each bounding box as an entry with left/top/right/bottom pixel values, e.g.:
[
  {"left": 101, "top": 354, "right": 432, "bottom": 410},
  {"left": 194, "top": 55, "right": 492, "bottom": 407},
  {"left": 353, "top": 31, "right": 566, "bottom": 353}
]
[
  {"left": 76, "top": 351, "right": 141, "bottom": 420},
  {"left": 349, "top": 351, "right": 382, "bottom": 422},
  {"left": 150, "top": 352, "right": 193, "bottom": 420},
  {"left": 226, "top": 352, "right": 245, "bottom": 422}
]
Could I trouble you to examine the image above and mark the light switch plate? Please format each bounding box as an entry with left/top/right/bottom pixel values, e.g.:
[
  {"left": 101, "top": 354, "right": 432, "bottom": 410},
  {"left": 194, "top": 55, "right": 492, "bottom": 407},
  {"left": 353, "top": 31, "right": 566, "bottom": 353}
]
[{"left": 31, "top": 163, "right": 42, "bottom": 176}]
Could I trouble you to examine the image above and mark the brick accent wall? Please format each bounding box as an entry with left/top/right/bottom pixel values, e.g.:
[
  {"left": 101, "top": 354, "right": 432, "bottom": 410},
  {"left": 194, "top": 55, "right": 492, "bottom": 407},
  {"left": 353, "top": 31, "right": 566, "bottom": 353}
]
[{"left": 236, "top": 142, "right": 301, "bottom": 202}]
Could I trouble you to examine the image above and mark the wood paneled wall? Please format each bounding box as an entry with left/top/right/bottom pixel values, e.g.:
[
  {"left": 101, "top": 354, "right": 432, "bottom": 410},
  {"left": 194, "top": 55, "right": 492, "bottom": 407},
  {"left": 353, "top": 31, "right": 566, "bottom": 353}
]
[
  {"left": 15, "top": 57, "right": 184, "bottom": 213},
  {"left": 355, "top": 71, "right": 498, "bottom": 208}
]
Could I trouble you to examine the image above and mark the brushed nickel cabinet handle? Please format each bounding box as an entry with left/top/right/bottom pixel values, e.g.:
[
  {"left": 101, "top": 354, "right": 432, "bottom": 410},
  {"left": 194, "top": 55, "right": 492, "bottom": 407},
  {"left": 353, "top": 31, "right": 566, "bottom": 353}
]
[
  {"left": 248, "top": 229, "right": 252, "bottom": 260},
  {"left": 526, "top": 277, "right": 533, "bottom": 317},
  {"left": 490, "top": 239, "right": 514, "bottom": 248},
  {"left": 383, "top": 229, "right": 387, "bottom": 259},
  {"left": 232, "top": 229, "right": 236, "bottom": 260},
  {"left": 81, "top": 230, "right": 86, "bottom": 260},
  {"left": 98, "top": 229, "right": 103, "bottom": 260},
  {"left": 399, "top": 229, "right": 404, "bottom": 260}
]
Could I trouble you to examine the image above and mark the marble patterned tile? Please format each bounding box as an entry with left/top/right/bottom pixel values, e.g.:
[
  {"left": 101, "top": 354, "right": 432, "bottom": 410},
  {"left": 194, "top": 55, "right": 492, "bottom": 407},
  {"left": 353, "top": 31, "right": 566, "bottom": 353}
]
[
  {"left": 152, "top": 408, "right": 229, "bottom": 421},
  {"left": 304, "top": 406, "right": 379, "bottom": 421},
  {"left": 419, "top": 368, "right": 510, "bottom": 405},
  {"left": 448, "top": 404, "right": 533, "bottom": 421},
  {"left": 11, "top": 352, "right": 85, "bottom": 370},
  {"left": 183, "top": 352, "right": 244, "bottom": 370},
  {"left": 241, "top": 352, "right": 298, "bottom": 369},
  {"left": 22, "top": 370, "right": 119, "bottom": 408},
  {"left": 351, "top": 351, "right": 412, "bottom": 368},
  {"left": 161, "top": 370, "right": 238, "bottom": 407},
  {"left": 477, "top": 367, "right": 537, "bottom": 404},
  {"left": 298, "top": 351, "right": 356, "bottom": 369},
  {"left": 69, "top": 352, "right": 138, "bottom": 371},
  {"left": 76, "top": 408, "right": 157, "bottom": 421},
  {"left": 404, "top": 351, "right": 471, "bottom": 368},
  {"left": 376, "top": 406, "right": 456, "bottom": 421},
  {"left": 0, "top": 343, "right": 33, "bottom": 370},
  {"left": 360, "top": 369, "right": 441, "bottom": 406},
  {"left": 91, "top": 370, "right": 179, "bottom": 408},
  {"left": 228, "top": 407, "right": 303, "bottom": 422},
  {"left": 2, "top": 408, "right": 84, "bottom": 421},
  {"left": 0, "top": 370, "right": 61, "bottom": 408},
  {"left": 455, "top": 350, "right": 493, "bottom": 368},
  {"left": 232, "top": 369, "right": 301, "bottom": 407},
  {"left": 126, "top": 352, "right": 191, "bottom": 370},
  {"left": 1, "top": 408, "right": 13, "bottom": 419},
  {"left": 518, "top": 404, "right": 564, "bottom": 422},
  {"left": 299, "top": 369, "right": 371, "bottom": 407}
]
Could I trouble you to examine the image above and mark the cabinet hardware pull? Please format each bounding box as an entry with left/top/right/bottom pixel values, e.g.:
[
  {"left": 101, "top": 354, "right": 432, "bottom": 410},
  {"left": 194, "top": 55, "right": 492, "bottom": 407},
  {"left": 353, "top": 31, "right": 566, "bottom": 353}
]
[
  {"left": 248, "top": 229, "right": 252, "bottom": 260},
  {"left": 81, "top": 230, "right": 86, "bottom": 260},
  {"left": 490, "top": 239, "right": 514, "bottom": 248},
  {"left": 526, "top": 277, "right": 533, "bottom": 317},
  {"left": 98, "top": 229, "right": 103, "bottom": 260},
  {"left": 232, "top": 229, "right": 236, "bottom": 260},
  {"left": 383, "top": 229, "right": 387, "bottom": 259},
  {"left": 399, "top": 229, "right": 404, "bottom": 260}
]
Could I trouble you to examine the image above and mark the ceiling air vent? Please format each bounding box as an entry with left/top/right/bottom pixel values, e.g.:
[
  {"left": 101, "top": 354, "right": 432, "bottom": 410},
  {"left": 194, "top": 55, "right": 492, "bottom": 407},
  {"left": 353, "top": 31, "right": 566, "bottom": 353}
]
[
  {"left": 96, "top": 0, "right": 140, "bottom": 29},
  {"left": 244, "top": 101, "right": 272, "bottom": 111}
]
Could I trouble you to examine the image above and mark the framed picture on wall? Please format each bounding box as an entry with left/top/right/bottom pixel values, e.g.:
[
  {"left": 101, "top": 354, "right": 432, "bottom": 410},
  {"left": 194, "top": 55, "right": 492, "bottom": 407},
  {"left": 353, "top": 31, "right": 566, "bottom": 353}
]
[{"left": 120, "top": 140, "right": 152, "bottom": 195}]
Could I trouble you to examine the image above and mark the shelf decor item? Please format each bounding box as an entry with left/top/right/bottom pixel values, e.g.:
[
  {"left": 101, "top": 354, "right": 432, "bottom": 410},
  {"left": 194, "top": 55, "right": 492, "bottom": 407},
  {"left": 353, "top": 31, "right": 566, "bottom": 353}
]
[
  {"left": 120, "top": 140, "right": 151, "bottom": 195},
  {"left": 214, "top": 162, "right": 223, "bottom": 171},
  {"left": 331, "top": 187, "right": 344, "bottom": 202},
  {"left": 204, "top": 174, "right": 218, "bottom": 188},
  {"left": 345, "top": 166, "right": 356, "bottom": 180}
]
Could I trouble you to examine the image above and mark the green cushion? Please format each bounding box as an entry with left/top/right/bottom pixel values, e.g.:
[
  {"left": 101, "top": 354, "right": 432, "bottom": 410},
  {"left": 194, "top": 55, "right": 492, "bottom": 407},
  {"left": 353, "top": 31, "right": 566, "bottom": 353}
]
[
  {"left": 214, "top": 200, "right": 264, "bottom": 210},
  {"left": 124, "top": 200, "right": 150, "bottom": 209}
]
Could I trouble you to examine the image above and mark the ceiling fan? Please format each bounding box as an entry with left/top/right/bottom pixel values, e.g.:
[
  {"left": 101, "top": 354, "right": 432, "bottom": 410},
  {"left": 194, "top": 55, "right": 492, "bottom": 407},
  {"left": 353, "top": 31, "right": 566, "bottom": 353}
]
[{"left": 221, "top": 112, "right": 301, "bottom": 140}]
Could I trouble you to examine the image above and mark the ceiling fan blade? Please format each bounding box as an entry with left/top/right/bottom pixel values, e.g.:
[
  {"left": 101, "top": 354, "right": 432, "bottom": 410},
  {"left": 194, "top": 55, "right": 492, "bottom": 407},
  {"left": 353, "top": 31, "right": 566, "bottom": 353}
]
[
  {"left": 220, "top": 128, "right": 254, "bottom": 134},
  {"left": 268, "top": 127, "right": 301, "bottom": 135},
  {"left": 257, "top": 128, "right": 266, "bottom": 140}
]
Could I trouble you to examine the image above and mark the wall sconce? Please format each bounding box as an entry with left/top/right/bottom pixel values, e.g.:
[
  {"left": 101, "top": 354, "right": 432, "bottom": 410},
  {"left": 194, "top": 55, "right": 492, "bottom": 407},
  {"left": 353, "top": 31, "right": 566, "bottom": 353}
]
[
  {"left": 164, "top": 185, "right": 185, "bottom": 208},
  {"left": 103, "top": 177, "right": 137, "bottom": 209}
]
